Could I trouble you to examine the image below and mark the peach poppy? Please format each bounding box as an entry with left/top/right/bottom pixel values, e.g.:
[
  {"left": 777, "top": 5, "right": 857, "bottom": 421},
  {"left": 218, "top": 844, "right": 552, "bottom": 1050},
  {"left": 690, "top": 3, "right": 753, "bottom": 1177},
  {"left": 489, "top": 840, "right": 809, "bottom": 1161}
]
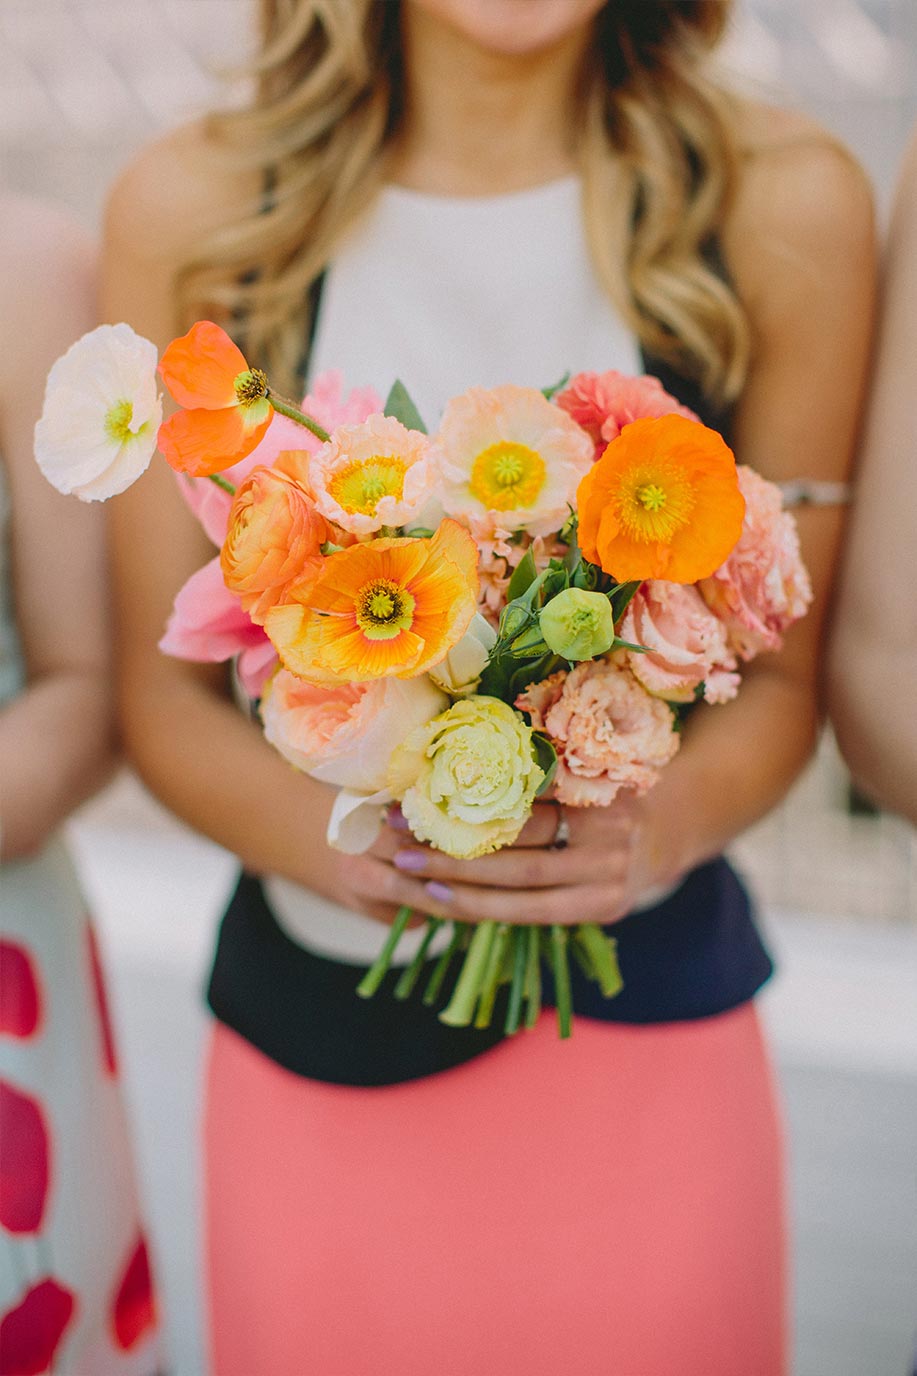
[
  {"left": 157, "top": 321, "right": 274, "bottom": 477},
  {"left": 264, "top": 519, "right": 479, "bottom": 683},
  {"left": 576, "top": 415, "right": 745, "bottom": 584}
]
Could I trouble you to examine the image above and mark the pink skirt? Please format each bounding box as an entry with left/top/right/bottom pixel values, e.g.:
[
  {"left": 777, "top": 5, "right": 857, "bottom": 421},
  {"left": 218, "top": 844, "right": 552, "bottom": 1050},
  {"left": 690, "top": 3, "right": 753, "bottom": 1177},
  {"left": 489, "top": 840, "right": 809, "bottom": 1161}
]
[{"left": 204, "top": 1004, "right": 787, "bottom": 1376}]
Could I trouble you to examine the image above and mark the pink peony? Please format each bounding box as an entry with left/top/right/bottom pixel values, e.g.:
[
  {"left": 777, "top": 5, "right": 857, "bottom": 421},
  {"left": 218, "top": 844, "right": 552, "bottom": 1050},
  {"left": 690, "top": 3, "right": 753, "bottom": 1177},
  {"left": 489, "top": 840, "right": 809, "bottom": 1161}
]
[
  {"left": 555, "top": 370, "right": 698, "bottom": 460},
  {"left": 698, "top": 466, "right": 813, "bottom": 660},
  {"left": 176, "top": 370, "right": 382, "bottom": 544},
  {"left": 516, "top": 656, "right": 679, "bottom": 806},
  {"left": 620, "top": 582, "right": 740, "bottom": 705},
  {"left": 159, "top": 557, "right": 277, "bottom": 698}
]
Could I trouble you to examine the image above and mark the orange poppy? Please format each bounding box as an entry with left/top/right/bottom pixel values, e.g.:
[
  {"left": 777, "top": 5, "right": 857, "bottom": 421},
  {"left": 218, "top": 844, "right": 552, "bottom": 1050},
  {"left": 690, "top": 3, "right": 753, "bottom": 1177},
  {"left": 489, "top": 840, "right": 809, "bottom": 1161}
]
[
  {"left": 576, "top": 415, "right": 745, "bottom": 584},
  {"left": 157, "top": 321, "right": 273, "bottom": 477},
  {"left": 264, "top": 519, "right": 480, "bottom": 683}
]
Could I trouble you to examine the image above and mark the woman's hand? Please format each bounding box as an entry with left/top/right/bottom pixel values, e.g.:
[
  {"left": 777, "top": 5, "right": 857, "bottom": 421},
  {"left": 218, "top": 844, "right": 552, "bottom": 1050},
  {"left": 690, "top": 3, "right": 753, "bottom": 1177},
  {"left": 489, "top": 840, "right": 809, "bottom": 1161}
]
[{"left": 336, "top": 794, "right": 673, "bottom": 928}]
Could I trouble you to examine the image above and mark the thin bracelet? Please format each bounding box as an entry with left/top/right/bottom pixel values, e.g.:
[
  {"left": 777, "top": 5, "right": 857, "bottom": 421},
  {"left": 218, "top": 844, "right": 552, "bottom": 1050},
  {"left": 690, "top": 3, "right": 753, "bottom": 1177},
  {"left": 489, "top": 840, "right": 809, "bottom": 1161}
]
[{"left": 777, "top": 479, "right": 854, "bottom": 508}]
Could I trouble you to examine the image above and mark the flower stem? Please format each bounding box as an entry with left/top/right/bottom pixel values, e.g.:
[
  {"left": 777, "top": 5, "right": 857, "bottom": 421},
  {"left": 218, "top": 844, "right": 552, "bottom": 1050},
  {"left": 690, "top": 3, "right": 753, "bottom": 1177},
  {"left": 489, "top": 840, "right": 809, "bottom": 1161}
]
[
  {"left": 474, "top": 923, "right": 510, "bottom": 1029},
  {"left": 356, "top": 905, "right": 412, "bottom": 999},
  {"left": 439, "top": 921, "right": 496, "bottom": 1028},
  {"left": 575, "top": 924, "right": 623, "bottom": 999},
  {"left": 394, "top": 917, "right": 443, "bottom": 1001},
  {"left": 267, "top": 390, "right": 331, "bottom": 443},
  {"left": 504, "top": 927, "right": 528, "bottom": 1036},
  {"left": 207, "top": 473, "right": 236, "bottom": 495},
  {"left": 422, "top": 922, "right": 465, "bottom": 1006},
  {"left": 550, "top": 924, "right": 573, "bottom": 1039},
  {"left": 524, "top": 924, "right": 541, "bottom": 1029}
]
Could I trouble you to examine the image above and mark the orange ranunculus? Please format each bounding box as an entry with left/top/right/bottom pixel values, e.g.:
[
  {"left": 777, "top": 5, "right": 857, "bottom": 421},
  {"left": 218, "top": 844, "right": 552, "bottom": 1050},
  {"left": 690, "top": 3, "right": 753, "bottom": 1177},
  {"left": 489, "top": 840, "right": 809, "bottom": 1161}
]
[
  {"left": 264, "top": 519, "right": 480, "bottom": 684},
  {"left": 157, "top": 321, "right": 274, "bottom": 477},
  {"left": 576, "top": 414, "right": 745, "bottom": 584},
  {"left": 220, "top": 465, "right": 330, "bottom": 625}
]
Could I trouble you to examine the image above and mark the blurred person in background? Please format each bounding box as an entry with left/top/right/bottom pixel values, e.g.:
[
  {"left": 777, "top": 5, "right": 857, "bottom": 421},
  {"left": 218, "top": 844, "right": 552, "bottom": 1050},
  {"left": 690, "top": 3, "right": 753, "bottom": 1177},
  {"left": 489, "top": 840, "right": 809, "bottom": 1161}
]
[
  {"left": 829, "top": 127, "right": 917, "bottom": 826},
  {"left": 103, "top": 1, "right": 874, "bottom": 1372},
  {"left": 0, "top": 197, "right": 160, "bottom": 1374}
]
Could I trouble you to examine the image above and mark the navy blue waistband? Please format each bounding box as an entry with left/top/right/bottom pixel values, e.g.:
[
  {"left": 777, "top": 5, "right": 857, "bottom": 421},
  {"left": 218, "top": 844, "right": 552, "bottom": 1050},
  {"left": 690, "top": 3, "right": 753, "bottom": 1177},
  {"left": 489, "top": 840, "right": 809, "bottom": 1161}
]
[{"left": 206, "top": 857, "right": 773, "bottom": 1087}]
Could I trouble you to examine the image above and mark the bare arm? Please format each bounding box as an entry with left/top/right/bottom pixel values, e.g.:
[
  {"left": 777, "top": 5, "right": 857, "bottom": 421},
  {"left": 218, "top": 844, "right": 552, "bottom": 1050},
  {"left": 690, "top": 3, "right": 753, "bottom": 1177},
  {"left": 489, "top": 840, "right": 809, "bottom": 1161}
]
[
  {"left": 827, "top": 129, "right": 917, "bottom": 823},
  {"left": 0, "top": 200, "right": 117, "bottom": 860}
]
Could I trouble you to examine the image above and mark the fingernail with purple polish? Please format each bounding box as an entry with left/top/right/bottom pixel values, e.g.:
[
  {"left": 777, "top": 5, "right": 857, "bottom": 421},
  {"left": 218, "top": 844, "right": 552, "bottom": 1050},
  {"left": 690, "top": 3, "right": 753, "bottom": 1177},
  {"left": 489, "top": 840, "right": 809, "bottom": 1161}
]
[
  {"left": 393, "top": 850, "right": 427, "bottom": 873},
  {"left": 425, "top": 881, "right": 454, "bottom": 904},
  {"left": 385, "top": 805, "right": 411, "bottom": 831}
]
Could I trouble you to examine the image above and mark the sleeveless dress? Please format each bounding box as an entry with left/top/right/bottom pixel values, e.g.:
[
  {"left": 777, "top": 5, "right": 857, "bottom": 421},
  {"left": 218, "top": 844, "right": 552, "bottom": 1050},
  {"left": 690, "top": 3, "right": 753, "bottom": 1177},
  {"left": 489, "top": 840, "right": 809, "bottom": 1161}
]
[
  {"left": 204, "top": 179, "right": 787, "bottom": 1376},
  {"left": 0, "top": 462, "right": 161, "bottom": 1374}
]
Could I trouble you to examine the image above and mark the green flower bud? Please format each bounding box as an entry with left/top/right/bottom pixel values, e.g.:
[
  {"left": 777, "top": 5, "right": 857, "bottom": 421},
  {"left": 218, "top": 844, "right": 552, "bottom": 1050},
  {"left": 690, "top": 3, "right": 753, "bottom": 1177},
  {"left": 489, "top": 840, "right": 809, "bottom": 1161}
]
[{"left": 539, "top": 587, "right": 615, "bottom": 661}]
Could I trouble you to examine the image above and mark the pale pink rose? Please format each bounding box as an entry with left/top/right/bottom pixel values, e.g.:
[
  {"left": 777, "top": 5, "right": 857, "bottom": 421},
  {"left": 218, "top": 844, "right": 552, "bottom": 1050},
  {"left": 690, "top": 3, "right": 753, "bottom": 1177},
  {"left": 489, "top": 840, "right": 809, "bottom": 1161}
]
[
  {"left": 176, "top": 370, "right": 383, "bottom": 544},
  {"left": 261, "top": 670, "right": 447, "bottom": 792},
  {"left": 516, "top": 656, "right": 679, "bottom": 806},
  {"left": 555, "top": 370, "right": 698, "bottom": 460},
  {"left": 159, "top": 557, "right": 277, "bottom": 698},
  {"left": 309, "top": 414, "right": 438, "bottom": 536},
  {"left": 620, "top": 582, "right": 740, "bottom": 705},
  {"left": 699, "top": 466, "right": 813, "bottom": 660},
  {"left": 437, "top": 384, "right": 592, "bottom": 536}
]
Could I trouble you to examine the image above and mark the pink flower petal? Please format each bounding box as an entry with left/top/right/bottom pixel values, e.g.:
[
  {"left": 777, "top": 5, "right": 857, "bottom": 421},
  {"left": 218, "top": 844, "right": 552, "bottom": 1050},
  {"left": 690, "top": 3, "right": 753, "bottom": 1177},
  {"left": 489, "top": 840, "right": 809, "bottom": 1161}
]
[
  {"left": 0, "top": 942, "right": 42, "bottom": 1039},
  {"left": 111, "top": 1235, "right": 157, "bottom": 1351},
  {"left": 0, "top": 1081, "right": 50, "bottom": 1233},
  {"left": 160, "top": 558, "right": 269, "bottom": 664},
  {"left": 0, "top": 1278, "right": 76, "bottom": 1375}
]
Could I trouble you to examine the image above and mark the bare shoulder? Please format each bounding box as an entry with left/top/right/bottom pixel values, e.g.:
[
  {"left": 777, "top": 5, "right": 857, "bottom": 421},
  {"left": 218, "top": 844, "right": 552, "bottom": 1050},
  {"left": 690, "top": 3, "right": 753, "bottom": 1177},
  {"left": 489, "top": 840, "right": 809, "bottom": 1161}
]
[
  {"left": 0, "top": 195, "right": 95, "bottom": 323},
  {"left": 105, "top": 119, "right": 260, "bottom": 267},
  {"left": 724, "top": 98, "right": 875, "bottom": 312}
]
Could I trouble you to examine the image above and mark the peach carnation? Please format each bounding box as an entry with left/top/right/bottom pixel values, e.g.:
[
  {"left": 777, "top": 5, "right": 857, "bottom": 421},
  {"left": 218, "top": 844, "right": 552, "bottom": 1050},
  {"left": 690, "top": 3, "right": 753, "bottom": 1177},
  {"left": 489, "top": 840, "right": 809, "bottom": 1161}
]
[
  {"left": 309, "top": 414, "right": 438, "bottom": 536},
  {"left": 437, "top": 384, "right": 592, "bottom": 536},
  {"left": 699, "top": 466, "right": 813, "bottom": 659},
  {"left": 516, "top": 656, "right": 679, "bottom": 807},
  {"left": 555, "top": 370, "right": 698, "bottom": 460},
  {"left": 220, "top": 463, "right": 330, "bottom": 624},
  {"left": 620, "top": 582, "right": 740, "bottom": 705}
]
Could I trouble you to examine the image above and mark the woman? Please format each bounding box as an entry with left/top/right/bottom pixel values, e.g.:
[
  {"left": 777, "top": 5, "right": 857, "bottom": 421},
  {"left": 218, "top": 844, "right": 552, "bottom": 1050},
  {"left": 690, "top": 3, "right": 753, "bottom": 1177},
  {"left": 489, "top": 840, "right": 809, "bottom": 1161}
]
[
  {"left": 0, "top": 198, "right": 159, "bottom": 1373},
  {"left": 828, "top": 127, "right": 917, "bottom": 824},
  {"left": 103, "top": 2, "right": 875, "bottom": 1372}
]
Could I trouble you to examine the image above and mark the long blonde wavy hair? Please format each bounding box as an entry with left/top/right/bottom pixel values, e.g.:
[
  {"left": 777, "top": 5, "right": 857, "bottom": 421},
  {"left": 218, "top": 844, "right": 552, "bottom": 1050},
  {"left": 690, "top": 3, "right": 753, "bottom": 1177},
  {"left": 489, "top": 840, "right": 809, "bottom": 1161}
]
[{"left": 178, "top": 0, "right": 749, "bottom": 403}]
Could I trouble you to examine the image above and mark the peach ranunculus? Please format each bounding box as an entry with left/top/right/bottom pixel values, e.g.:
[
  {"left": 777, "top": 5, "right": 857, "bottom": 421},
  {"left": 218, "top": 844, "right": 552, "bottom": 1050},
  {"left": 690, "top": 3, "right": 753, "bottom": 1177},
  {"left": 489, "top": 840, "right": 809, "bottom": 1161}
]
[
  {"left": 309, "top": 415, "right": 438, "bottom": 536},
  {"left": 555, "top": 370, "right": 698, "bottom": 460},
  {"left": 158, "top": 321, "right": 274, "bottom": 477},
  {"left": 437, "top": 385, "right": 593, "bottom": 536},
  {"left": 220, "top": 464, "right": 330, "bottom": 625},
  {"left": 576, "top": 414, "right": 745, "bottom": 584},
  {"left": 620, "top": 582, "right": 740, "bottom": 705},
  {"left": 261, "top": 669, "right": 448, "bottom": 851},
  {"left": 264, "top": 518, "right": 479, "bottom": 684},
  {"left": 699, "top": 466, "right": 813, "bottom": 659},
  {"left": 516, "top": 656, "right": 679, "bottom": 806},
  {"left": 176, "top": 371, "right": 383, "bottom": 546}
]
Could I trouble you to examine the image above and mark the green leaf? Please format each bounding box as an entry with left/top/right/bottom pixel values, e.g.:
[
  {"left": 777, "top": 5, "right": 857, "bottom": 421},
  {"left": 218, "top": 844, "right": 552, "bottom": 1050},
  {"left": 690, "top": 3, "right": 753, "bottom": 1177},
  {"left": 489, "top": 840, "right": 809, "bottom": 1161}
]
[
  {"left": 612, "top": 637, "right": 649, "bottom": 654},
  {"left": 506, "top": 547, "right": 538, "bottom": 601},
  {"left": 531, "top": 733, "right": 558, "bottom": 795},
  {"left": 541, "top": 370, "right": 571, "bottom": 401},
  {"left": 609, "top": 580, "right": 642, "bottom": 621},
  {"left": 384, "top": 379, "right": 428, "bottom": 434}
]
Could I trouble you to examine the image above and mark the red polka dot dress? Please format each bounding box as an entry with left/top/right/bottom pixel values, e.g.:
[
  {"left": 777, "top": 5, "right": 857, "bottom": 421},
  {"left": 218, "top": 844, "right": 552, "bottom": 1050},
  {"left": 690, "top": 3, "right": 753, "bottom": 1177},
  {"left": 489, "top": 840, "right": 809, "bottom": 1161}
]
[{"left": 0, "top": 463, "right": 161, "bottom": 1374}]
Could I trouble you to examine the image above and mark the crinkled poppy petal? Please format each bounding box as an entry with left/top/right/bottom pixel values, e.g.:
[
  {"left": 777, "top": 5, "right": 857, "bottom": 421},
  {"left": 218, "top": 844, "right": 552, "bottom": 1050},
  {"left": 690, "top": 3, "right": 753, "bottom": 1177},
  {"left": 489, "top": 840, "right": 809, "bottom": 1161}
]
[
  {"left": 111, "top": 1234, "right": 157, "bottom": 1351},
  {"left": 157, "top": 405, "right": 273, "bottom": 478},
  {"left": 0, "top": 942, "right": 42, "bottom": 1039},
  {"left": 158, "top": 321, "right": 248, "bottom": 410},
  {"left": 0, "top": 1278, "right": 76, "bottom": 1376},
  {"left": 0, "top": 1082, "right": 50, "bottom": 1233},
  {"left": 86, "top": 924, "right": 117, "bottom": 1077}
]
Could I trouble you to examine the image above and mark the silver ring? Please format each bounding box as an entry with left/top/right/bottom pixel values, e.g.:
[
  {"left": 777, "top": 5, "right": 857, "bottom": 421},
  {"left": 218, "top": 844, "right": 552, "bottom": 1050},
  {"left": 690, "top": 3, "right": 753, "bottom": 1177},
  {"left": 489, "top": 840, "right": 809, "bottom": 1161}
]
[{"left": 549, "top": 800, "right": 571, "bottom": 850}]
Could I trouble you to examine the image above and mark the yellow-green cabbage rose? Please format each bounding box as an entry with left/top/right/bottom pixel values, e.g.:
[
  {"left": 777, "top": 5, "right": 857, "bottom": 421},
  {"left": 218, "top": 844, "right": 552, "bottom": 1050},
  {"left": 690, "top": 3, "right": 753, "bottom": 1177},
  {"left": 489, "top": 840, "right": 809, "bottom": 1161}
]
[
  {"left": 539, "top": 587, "right": 615, "bottom": 661},
  {"left": 388, "top": 696, "right": 544, "bottom": 858}
]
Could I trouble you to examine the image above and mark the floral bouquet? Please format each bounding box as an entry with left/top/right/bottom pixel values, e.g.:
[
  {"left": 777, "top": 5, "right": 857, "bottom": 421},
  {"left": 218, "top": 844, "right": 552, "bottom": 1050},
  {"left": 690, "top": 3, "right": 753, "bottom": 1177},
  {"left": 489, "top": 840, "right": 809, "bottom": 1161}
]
[{"left": 35, "top": 322, "right": 811, "bottom": 1037}]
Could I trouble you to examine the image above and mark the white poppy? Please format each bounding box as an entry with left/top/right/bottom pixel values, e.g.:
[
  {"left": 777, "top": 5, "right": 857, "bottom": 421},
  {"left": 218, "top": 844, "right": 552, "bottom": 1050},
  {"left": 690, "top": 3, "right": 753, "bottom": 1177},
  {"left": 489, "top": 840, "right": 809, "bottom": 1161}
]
[
  {"left": 34, "top": 323, "right": 162, "bottom": 501},
  {"left": 428, "top": 613, "right": 497, "bottom": 696}
]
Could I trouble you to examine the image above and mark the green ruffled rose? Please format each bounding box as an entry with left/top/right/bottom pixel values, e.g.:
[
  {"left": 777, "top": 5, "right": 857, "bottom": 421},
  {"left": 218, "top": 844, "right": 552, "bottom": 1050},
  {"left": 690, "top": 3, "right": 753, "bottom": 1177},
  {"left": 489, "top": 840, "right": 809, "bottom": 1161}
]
[
  {"left": 539, "top": 587, "right": 615, "bottom": 660},
  {"left": 388, "top": 696, "right": 544, "bottom": 858}
]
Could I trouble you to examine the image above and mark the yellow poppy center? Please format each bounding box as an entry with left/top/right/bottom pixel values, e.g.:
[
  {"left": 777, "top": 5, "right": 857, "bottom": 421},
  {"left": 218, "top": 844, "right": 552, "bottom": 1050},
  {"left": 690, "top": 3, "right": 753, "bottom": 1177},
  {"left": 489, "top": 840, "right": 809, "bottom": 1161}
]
[
  {"left": 468, "top": 442, "right": 546, "bottom": 511},
  {"left": 616, "top": 465, "right": 695, "bottom": 544},
  {"left": 234, "top": 368, "right": 269, "bottom": 408},
  {"left": 355, "top": 578, "right": 416, "bottom": 640},
  {"left": 328, "top": 457, "right": 408, "bottom": 516},
  {"left": 104, "top": 399, "right": 135, "bottom": 445}
]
